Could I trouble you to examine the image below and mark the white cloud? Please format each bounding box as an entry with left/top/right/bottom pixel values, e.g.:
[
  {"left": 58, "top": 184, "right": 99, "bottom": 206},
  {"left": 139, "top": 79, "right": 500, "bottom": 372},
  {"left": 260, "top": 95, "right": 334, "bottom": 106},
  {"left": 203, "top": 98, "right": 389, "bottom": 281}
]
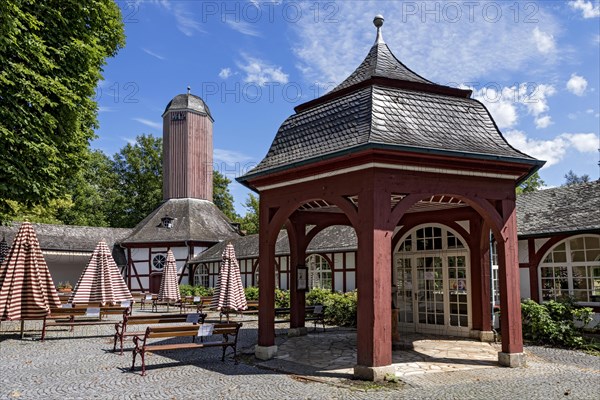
[
  {"left": 504, "top": 130, "right": 599, "bottom": 167},
  {"left": 120, "top": 137, "right": 137, "bottom": 145},
  {"left": 291, "top": 1, "right": 561, "bottom": 87},
  {"left": 523, "top": 84, "right": 556, "bottom": 117},
  {"left": 532, "top": 27, "right": 556, "bottom": 54},
  {"left": 469, "top": 83, "right": 555, "bottom": 129},
  {"left": 214, "top": 148, "right": 254, "bottom": 164},
  {"left": 237, "top": 54, "right": 288, "bottom": 86},
  {"left": 535, "top": 115, "right": 553, "bottom": 129},
  {"left": 562, "top": 133, "right": 598, "bottom": 153},
  {"left": 504, "top": 130, "right": 568, "bottom": 167},
  {"left": 569, "top": 0, "right": 600, "bottom": 18},
  {"left": 150, "top": 0, "right": 204, "bottom": 36},
  {"left": 219, "top": 68, "right": 232, "bottom": 79},
  {"left": 566, "top": 73, "right": 588, "bottom": 96},
  {"left": 133, "top": 118, "right": 162, "bottom": 130},
  {"left": 142, "top": 48, "right": 165, "bottom": 60},
  {"left": 226, "top": 20, "right": 262, "bottom": 37},
  {"left": 470, "top": 87, "right": 518, "bottom": 129}
]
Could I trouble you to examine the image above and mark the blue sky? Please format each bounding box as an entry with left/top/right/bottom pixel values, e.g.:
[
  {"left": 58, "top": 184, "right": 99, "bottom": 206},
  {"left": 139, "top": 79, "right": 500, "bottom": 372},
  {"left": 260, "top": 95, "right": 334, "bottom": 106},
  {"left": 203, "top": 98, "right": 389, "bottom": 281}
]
[{"left": 94, "top": 0, "right": 600, "bottom": 215}]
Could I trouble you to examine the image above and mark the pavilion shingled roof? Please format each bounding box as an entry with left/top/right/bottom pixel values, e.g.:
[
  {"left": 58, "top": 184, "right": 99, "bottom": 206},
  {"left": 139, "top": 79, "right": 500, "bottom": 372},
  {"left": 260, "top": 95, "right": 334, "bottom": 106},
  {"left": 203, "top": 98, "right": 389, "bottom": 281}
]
[{"left": 238, "top": 16, "right": 541, "bottom": 184}]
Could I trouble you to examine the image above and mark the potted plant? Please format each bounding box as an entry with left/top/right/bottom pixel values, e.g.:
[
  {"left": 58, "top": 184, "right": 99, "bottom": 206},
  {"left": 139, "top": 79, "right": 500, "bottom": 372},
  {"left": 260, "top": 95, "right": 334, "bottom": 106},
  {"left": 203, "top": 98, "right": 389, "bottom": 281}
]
[{"left": 57, "top": 281, "right": 73, "bottom": 293}]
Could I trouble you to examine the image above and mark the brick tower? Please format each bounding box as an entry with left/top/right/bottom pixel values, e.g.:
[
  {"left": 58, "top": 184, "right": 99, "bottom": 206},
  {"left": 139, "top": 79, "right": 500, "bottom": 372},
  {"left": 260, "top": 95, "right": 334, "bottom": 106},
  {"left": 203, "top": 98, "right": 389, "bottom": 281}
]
[{"left": 161, "top": 88, "right": 214, "bottom": 201}]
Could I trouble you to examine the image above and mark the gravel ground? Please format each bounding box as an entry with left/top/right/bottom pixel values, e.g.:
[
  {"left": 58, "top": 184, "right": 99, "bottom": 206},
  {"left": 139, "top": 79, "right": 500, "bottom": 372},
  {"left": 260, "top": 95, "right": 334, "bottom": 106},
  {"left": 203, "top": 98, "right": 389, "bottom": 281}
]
[{"left": 0, "top": 320, "right": 598, "bottom": 400}]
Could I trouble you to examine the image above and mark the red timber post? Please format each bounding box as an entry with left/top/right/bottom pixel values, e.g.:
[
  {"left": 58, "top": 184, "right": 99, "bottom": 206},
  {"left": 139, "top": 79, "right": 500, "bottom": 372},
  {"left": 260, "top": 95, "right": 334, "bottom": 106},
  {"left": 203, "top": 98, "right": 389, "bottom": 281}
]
[
  {"left": 286, "top": 219, "right": 308, "bottom": 336},
  {"left": 354, "top": 178, "right": 394, "bottom": 381},
  {"left": 497, "top": 199, "right": 525, "bottom": 367},
  {"left": 255, "top": 199, "right": 278, "bottom": 360},
  {"left": 472, "top": 218, "right": 494, "bottom": 340}
]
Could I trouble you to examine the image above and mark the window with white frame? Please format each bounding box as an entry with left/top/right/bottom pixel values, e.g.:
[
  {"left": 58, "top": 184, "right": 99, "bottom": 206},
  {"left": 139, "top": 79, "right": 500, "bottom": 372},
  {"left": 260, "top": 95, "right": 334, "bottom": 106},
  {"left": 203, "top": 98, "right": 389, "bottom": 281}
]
[
  {"left": 539, "top": 235, "right": 600, "bottom": 304},
  {"left": 306, "top": 254, "right": 332, "bottom": 290},
  {"left": 194, "top": 264, "right": 209, "bottom": 287},
  {"left": 490, "top": 240, "right": 500, "bottom": 307}
]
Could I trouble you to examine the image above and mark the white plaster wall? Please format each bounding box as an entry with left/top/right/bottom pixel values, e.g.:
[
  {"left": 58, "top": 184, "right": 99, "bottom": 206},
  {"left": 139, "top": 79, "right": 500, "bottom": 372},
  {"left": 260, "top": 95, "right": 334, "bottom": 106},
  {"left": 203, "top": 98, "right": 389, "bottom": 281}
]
[
  {"left": 346, "top": 252, "right": 355, "bottom": 269},
  {"left": 334, "top": 253, "right": 343, "bottom": 269},
  {"left": 334, "top": 271, "right": 344, "bottom": 292},
  {"left": 535, "top": 238, "right": 550, "bottom": 253},
  {"left": 172, "top": 246, "right": 188, "bottom": 260},
  {"left": 455, "top": 220, "right": 470, "bottom": 234},
  {"left": 346, "top": 271, "right": 356, "bottom": 291},
  {"left": 519, "top": 268, "right": 531, "bottom": 300},
  {"left": 280, "top": 257, "right": 287, "bottom": 271},
  {"left": 518, "top": 240, "right": 529, "bottom": 263},
  {"left": 130, "top": 248, "right": 146, "bottom": 262},
  {"left": 134, "top": 261, "right": 150, "bottom": 275}
]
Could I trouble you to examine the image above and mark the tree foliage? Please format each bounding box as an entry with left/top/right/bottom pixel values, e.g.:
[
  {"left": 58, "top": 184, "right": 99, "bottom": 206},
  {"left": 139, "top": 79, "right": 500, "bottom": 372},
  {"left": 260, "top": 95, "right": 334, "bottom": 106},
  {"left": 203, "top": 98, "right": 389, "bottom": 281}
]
[
  {"left": 563, "top": 170, "right": 590, "bottom": 186},
  {"left": 239, "top": 193, "right": 259, "bottom": 235},
  {"left": 0, "top": 0, "right": 125, "bottom": 223},
  {"left": 107, "top": 134, "right": 163, "bottom": 228},
  {"left": 213, "top": 171, "right": 238, "bottom": 221},
  {"left": 516, "top": 171, "right": 545, "bottom": 195}
]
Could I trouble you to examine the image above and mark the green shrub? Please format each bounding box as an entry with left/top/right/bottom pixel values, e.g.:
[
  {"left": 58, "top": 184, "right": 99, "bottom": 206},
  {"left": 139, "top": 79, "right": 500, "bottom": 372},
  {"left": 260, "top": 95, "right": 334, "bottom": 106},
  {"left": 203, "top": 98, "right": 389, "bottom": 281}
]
[
  {"left": 521, "top": 298, "right": 593, "bottom": 348},
  {"left": 275, "top": 288, "right": 290, "bottom": 308},
  {"left": 244, "top": 286, "right": 259, "bottom": 300},
  {"left": 306, "top": 288, "right": 331, "bottom": 306},
  {"left": 324, "top": 290, "right": 357, "bottom": 327},
  {"left": 179, "top": 285, "right": 213, "bottom": 297}
]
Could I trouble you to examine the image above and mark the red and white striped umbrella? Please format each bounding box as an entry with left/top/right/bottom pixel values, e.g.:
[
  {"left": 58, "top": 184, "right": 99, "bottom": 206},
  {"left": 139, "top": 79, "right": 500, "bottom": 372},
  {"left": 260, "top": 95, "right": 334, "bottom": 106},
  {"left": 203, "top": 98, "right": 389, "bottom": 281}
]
[
  {"left": 211, "top": 243, "right": 247, "bottom": 313},
  {"left": 0, "top": 222, "right": 61, "bottom": 321},
  {"left": 157, "top": 250, "right": 180, "bottom": 302},
  {"left": 69, "top": 240, "right": 133, "bottom": 305}
]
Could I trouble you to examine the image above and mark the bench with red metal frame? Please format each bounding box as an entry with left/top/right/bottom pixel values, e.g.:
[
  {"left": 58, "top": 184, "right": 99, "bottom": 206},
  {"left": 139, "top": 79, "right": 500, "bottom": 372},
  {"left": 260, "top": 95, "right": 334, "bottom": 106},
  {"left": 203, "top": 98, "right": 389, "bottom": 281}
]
[
  {"left": 113, "top": 312, "right": 207, "bottom": 355},
  {"left": 41, "top": 306, "right": 131, "bottom": 340},
  {"left": 130, "top": 322, "right": 242, "bottom": 376}
]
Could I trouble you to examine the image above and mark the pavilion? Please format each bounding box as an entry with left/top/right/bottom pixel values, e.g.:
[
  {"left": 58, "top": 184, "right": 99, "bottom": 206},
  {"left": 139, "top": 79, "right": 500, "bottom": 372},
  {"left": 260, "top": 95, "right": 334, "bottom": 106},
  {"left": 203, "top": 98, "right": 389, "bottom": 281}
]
[{"left": 237, "top": 16, "right": 544, "bottom": 380}]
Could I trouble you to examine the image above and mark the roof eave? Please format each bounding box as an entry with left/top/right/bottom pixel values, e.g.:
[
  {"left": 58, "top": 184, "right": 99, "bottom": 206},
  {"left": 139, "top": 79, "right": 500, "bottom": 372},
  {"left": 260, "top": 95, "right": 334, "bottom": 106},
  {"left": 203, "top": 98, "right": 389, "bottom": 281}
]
[{"left": 237, "top": 142, "right": 544, "bottom": 188}]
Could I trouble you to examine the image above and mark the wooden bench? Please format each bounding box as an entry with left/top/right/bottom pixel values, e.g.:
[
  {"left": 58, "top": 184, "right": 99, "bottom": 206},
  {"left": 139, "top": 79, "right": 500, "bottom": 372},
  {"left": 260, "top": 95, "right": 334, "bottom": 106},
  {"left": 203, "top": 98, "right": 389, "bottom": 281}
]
[
  {"left": 274, "top": 305, "right": 326, "bottom": 331},
  {"left": 113, "top": 312, "right": 207, "bottom": 355},
  {"left": 41, "top": 306, "right": 131, "bottom": 341},
  {"left": 130, "top": 322, "right": 242, "bottom": 376}
]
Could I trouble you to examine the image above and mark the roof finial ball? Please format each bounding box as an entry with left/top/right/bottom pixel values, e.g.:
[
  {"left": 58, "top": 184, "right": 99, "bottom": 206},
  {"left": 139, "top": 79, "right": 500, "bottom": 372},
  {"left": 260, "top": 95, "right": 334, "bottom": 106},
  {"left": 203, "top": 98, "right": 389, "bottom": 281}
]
[
  {"left": 373, "top": 14, "right": 384, "bottom": 43},
  {"left": 187, "top": 85, "right": 191, "bottom": 95}
]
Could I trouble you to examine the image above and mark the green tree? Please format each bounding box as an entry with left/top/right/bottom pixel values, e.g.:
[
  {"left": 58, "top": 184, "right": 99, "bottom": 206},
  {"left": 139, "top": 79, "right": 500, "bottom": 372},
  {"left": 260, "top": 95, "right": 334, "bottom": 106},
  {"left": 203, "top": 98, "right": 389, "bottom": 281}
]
[
  {"left": 516, "top": 171, "right": 545, "bottom": 195},
  {"left": 563, "top": 170, "right": 590, "bottom": 186},
  {"left": 55, "top": 150, "right": 117, "bottom": 226},
  {"left": 213, "top": 171, "right": 238, "bottom": 221},
  {"left": 0, "top": 0, "right": 125, "bottom": 223},
  {"left": 108, "top": 134, "right": 163, "bottom": 228},
  {"left": 239, "top": 193, "right": 259, "bottom": 235}
]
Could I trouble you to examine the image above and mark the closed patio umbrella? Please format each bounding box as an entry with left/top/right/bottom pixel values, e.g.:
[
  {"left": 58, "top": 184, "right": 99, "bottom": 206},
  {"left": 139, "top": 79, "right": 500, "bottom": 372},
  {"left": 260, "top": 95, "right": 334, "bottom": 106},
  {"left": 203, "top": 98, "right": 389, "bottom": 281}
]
[
  {"left": 69, "top": 240, "right": 133, "bottom": 305},
  {"left": 211, "top": 243, "right": 247, "bottom": 321},
  {"left": 0, "top": 222, "right": 61, "bottom": 337},
  {"left": 157, "top": 250, "right": 181, "bottom": 303},
  {"left": 0, "top": 235, "right": 9, "bottom": 267}
]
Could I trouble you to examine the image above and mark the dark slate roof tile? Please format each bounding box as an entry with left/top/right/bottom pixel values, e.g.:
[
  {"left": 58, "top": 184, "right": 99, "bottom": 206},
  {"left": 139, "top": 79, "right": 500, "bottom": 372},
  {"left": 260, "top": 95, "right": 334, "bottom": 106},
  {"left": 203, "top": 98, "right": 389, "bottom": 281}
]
[
  {"left": 516, "top": 181, "right": 600, "bottom": 237},
  {"left": 162, "top": 93, "right": 212, "bottom": 119},
  {"left": 0, "top": 223, "right": 131, "bottom": 266},
  {"left": 246, "top": 85, "right": 535, "bottom": 177},
  {"left": 190, "top": 225, "right": 358, "bottom": 263},
  {"left": 122, "top": 198, "right": 240, "bottom": 244}
]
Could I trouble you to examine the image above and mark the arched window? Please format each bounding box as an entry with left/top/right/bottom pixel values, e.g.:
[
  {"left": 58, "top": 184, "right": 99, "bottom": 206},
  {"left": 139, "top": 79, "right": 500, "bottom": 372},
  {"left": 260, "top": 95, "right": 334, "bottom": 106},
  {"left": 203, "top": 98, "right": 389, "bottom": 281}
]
[
  {"left": 306, "top": 254, "right": 332, "bottom": 290},
  {"left": 194, "top": 264, "right": 209, "bottom": 287},
  {"left": 539, "top": 235, "right": 600, "bottom": 304}
]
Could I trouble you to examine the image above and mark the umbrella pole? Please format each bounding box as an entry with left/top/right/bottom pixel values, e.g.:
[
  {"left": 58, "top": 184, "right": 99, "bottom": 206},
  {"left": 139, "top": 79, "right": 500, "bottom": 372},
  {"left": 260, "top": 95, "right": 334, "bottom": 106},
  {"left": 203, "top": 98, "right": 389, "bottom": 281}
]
[{"left": 20, "top": 319, "right": 25, "bottom": 339}]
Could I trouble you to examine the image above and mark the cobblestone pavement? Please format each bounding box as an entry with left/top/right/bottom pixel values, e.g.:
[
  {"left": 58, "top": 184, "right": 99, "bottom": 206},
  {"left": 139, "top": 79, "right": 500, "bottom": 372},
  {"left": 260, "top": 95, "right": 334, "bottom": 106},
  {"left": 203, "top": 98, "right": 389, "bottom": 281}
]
[{"left": 0, "top": 314, "right": 598, "bottom": 400}]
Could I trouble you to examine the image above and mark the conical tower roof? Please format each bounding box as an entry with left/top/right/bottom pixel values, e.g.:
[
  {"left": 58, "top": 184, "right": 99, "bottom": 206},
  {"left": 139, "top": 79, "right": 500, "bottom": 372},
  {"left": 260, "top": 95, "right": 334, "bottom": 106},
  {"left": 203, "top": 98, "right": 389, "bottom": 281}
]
[{"left": 329, "top": 15, "right": 432, "bottom": 93}]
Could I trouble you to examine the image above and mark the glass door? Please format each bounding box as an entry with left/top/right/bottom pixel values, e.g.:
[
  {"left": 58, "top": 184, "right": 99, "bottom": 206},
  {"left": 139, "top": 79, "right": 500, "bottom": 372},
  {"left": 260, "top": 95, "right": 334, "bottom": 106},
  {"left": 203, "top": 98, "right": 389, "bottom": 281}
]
[
  {"left": 415, "top": 256, "right": 445, "bottom": 333},
  {"left": 395, "top": 256, "right": 414, "bottom": 330},
  {"left": 447, "top": 255, "right": 470, "bottom": 334}
]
